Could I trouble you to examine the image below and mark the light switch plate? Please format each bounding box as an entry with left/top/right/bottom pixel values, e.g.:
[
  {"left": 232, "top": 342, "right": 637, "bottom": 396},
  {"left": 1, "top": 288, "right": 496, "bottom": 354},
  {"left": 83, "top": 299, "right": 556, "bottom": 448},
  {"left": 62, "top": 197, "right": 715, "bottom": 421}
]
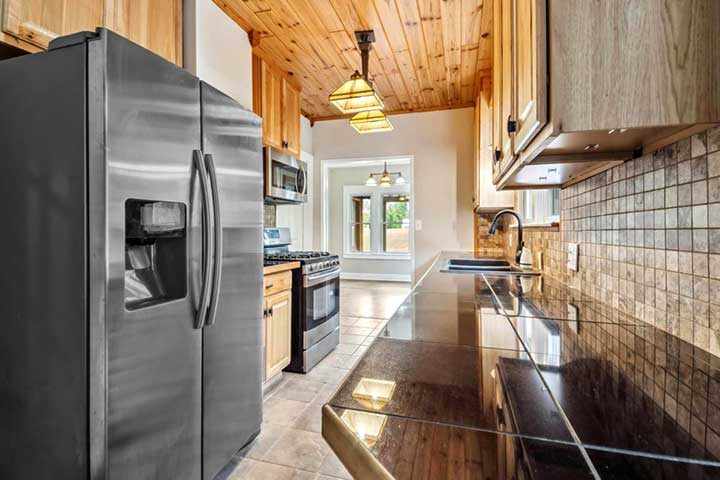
[
  {"left": 415, "top": 220, "right": 423, "bottom": 231},
  {"left": 567, "top": 243, "right": 579, "bottom": 271}
]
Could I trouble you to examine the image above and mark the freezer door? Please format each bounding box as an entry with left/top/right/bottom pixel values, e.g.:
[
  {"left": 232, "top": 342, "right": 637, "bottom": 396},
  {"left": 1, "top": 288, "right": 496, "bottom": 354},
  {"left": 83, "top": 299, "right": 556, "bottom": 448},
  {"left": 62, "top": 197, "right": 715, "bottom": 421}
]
[
  {"left": 99, "top": 31, "right": 203, "bottom": 480},
  {"left": 200, "top": 82, "right": 264, "bottom": 480},
  {"left": 0, "top": 43, "right": 89, "bottom": 480}
]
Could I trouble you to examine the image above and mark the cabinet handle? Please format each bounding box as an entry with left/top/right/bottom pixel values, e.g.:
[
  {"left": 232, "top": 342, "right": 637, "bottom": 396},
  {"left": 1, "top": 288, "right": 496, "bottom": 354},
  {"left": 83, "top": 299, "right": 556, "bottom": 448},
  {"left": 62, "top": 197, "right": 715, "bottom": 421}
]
[
  {"left": 493, "top": 148, "right": 501, "bottom": 163},
  {"left": 263, "top": 308, "right": 268, "bottom": 318},
  {"left": 506, "top": 115, "right": 517, "bottom": 134},
  {"left": 266, "top": 282, "right": 274, "bottom": 289},
  {"left": 269, "top": 307, "right": 274, "bottom": 316}
]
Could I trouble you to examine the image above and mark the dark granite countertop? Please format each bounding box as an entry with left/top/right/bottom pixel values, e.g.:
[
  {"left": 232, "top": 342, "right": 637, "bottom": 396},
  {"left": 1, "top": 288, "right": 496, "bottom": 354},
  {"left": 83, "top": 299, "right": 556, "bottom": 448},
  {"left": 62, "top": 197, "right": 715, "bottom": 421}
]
[{"left": 322, "top": 251, "right": 720, "bottom": 479}]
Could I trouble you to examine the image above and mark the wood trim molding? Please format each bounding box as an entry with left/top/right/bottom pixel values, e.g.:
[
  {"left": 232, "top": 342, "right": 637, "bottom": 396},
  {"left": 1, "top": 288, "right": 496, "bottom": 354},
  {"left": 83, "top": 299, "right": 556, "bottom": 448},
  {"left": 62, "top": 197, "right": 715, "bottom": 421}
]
[{"left": 310, "top": 102, "right": 476, "bottom": 123}]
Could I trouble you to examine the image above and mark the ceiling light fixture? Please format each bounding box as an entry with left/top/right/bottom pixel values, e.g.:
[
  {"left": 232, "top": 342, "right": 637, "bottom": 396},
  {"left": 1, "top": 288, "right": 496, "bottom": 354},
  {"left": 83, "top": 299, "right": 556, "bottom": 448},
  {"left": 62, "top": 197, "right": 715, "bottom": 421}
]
[
  {"left": 329, "top": 31, "right": 383, "bottom": 114},
  {"left": 349, "top": 110, "right": 393, "bottom": 134},
  {"left": 365, "top": 162, "right": 405, "bottom": 187}
]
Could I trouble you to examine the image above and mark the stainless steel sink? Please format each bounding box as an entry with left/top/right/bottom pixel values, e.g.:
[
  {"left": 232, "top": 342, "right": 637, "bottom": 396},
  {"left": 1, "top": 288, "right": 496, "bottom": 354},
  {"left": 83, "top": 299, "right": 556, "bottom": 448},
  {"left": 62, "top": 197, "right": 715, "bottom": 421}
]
[{"left": 441, "top": 258, "right": 541, "bottom": 276}]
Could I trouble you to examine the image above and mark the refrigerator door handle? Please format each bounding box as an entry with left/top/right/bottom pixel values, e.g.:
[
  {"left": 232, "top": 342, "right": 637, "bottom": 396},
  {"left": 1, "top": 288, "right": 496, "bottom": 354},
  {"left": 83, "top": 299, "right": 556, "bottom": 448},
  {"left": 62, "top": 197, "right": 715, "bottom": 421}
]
[
  {"left": 194, "top": 149, "right": 214, "bottom": 329},
  {"left": 203, "top": 152, "right": 223, "bottom": 326}
]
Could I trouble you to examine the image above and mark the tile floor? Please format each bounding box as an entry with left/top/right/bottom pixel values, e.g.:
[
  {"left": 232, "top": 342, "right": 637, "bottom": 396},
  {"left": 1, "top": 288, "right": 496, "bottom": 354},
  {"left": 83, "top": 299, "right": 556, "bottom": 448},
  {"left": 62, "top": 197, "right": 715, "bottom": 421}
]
[{"left": 222, "top": 280, "right": 411, "bottom": 480}]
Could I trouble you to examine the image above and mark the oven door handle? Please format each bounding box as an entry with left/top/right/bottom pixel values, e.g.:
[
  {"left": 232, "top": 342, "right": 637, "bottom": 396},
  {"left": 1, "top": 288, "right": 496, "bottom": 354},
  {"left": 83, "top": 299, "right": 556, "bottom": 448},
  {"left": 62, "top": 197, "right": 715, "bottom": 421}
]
[{"left": 304, "top": 267, "right": 341, "bottom": 287}]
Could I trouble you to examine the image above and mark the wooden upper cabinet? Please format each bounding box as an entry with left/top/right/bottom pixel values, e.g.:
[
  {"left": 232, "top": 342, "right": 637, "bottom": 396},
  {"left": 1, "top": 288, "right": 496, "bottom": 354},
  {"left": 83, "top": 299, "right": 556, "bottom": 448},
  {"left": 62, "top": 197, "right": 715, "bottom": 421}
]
[
  {"left": 492, "top": 0, "right": 720, "bottom": 190},
  {"left": 475, "top": 79, "right": 515, "bottom": 210},
  {"left": 105, "top": 0, "right": 183, "bottom": 65},
  {"left": 2, "top": 0, "right": 104, "bottom": 49},
  {"left": 496, "top": 0, "right": 514, "bottom": 175},
  {"left": 260, "top": 60, "right": 284, "bottom": 150},
  {"left": 253, "top": 55, "right": 302, "bottom": 157},
  {"left": 512, "top": 0, "right": 547, "bottom": 154},
  {"left": 283, "top": 81, "right": 301, "bottom": 157},
  {"left": 1, "top": 0, "right": 182, "bottom": 65}
]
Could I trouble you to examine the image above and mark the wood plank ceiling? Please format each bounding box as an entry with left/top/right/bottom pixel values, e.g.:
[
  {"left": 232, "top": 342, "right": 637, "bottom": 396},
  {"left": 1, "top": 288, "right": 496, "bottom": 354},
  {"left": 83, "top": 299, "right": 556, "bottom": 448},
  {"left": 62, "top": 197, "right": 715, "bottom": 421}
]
[{"left": 214, "top": 0, "right": 492, "bottom": 121}]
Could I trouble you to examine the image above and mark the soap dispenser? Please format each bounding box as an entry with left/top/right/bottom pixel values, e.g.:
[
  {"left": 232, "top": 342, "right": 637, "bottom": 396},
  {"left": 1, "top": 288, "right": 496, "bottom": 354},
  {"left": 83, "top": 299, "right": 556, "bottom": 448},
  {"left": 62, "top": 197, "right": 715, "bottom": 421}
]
[{"left": 519, "top": 246, "right": 533, "bottom": 269}]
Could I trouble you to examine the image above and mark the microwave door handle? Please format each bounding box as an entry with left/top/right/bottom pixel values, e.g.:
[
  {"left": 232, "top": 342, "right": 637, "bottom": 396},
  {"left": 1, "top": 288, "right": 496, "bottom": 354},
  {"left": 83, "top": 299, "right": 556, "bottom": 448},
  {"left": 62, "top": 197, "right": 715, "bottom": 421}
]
[
  {"left": 203, "top": 153, "right": 223, "bottom": 327},
  {"left": 193, "top": 149, "right": 214, "bottom": 329}
]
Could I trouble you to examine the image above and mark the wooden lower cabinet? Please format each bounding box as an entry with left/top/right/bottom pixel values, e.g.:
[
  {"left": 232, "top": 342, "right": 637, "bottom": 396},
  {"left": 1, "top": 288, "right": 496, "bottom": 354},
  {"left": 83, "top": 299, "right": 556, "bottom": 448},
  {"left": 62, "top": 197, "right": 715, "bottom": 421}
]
[{"left": 263, "top": 272, "right": 292, "bottom": 382}]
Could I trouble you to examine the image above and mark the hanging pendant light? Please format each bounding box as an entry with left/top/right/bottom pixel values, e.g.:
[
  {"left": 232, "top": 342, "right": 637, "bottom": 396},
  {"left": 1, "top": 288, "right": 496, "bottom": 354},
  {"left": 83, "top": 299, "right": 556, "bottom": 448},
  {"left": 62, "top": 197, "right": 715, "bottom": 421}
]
[
  {"left": 329, "top": 71, "right": 384, "bottom": 114},
  {"left": 329, "top": 31, "right": 383, "bottom": 114},
  {"left": 365, "top": 162, "right": 403, "bottom": 187},
  {"left": 350, "top": 110, "right": 394, "bottom": 134}
]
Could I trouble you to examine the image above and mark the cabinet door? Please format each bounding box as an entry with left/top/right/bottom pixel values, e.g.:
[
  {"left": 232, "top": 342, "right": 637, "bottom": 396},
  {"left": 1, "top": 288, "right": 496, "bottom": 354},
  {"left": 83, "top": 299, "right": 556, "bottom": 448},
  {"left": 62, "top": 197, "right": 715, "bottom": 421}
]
[
  {"left": 283, "top": 80, "right": 301, "bottom": 157},
  {"left": 105, "top": 0, "right": 183, "bottom": 66},
  {"left": 261, "top": 62, "right": 284, "bottom": 150},
  {"left": 472, "top": 96, "right": 481, "bottom": 209},
  {"left": 493, "top": 0, "right": 515, "bottom": 175},
  {"left": 264, "top": 290, "right": 291, "bottom": 381},
  {"left": 2, "top": 0, "right": 104, "bottom": 48},
  {"left": 512, "top": 0, "right": 546, "bottom": 154}
]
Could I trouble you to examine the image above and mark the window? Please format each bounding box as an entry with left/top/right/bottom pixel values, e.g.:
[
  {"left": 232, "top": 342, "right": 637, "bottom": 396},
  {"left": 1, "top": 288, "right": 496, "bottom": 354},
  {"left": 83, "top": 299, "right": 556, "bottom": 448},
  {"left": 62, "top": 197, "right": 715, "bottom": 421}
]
[
  {"left": 350, "top": 195, "right": 371, "bottom": 253},
  {"left": 344, "top": 186, "right": 411, "bottom": 258},
  {"left": 519, "top": 189, "right": 560, "bottom": 225},
  {"left": 382, "top": 194, "right": 410, "bottom": 253}
]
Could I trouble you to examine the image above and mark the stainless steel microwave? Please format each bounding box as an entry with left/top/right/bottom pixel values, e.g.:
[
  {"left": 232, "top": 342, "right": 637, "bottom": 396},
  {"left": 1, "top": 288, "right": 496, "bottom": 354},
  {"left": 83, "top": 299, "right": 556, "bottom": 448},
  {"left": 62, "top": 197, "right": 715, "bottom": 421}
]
[{"left": 264, "top": 147, "right": 307, "bottom": 204}]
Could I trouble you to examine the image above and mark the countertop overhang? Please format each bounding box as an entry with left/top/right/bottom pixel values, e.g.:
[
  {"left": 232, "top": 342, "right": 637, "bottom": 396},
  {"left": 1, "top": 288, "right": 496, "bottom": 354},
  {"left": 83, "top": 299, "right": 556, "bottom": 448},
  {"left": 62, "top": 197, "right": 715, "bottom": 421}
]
[
  {"left": 263, "top": 261, "right": 300, "bottom": 275},
  {"left": 322, "top": 251, "right": 720, "bottom": 479}
]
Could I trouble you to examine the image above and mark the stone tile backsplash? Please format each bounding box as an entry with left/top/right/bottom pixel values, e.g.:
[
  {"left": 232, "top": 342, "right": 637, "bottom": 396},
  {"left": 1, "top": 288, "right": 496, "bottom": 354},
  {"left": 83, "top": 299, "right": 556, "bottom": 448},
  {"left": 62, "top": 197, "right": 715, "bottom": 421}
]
[{"left": 504, "top": 125, "right": 720, "bottom": 356}]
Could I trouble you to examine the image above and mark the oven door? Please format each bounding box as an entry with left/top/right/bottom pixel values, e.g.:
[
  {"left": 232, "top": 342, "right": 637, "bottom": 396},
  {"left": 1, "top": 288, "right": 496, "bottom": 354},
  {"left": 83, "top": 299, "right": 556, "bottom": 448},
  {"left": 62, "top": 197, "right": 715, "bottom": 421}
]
[
  {"left": 302, "top": 267, "right": 340, "bottom": 345},
  {"left": 264, "top": 148, "right": 307, "bottom": 203}
]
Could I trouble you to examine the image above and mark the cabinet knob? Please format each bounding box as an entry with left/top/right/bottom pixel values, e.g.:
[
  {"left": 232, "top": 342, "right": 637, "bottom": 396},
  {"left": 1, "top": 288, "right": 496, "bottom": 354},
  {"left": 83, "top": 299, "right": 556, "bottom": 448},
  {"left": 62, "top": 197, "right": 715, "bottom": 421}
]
[{"left": 506, "top": 115, "right": 517, "bottom": 134}]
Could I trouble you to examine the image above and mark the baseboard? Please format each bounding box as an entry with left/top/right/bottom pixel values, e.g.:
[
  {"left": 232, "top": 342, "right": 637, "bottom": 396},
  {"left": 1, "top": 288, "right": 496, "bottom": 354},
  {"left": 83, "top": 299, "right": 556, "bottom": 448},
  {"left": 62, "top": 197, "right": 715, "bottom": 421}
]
[{"left": 340, "top": 272, "right": 412, "bottom": 282}]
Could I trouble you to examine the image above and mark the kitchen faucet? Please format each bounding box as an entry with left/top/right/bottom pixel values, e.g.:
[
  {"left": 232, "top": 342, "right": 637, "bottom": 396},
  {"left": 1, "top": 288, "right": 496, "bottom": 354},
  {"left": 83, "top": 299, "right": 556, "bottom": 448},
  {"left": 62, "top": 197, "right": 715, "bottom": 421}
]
[{"left": 489, "top": 209, "right": 524, "bottom": 264}]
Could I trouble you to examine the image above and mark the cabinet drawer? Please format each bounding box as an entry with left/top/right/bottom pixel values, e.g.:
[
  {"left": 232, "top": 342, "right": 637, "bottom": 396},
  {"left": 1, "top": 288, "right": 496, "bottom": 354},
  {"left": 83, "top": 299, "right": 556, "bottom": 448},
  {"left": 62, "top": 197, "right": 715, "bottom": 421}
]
[{"left": 264, "top": 271, "right": 292, "bottom": 296}]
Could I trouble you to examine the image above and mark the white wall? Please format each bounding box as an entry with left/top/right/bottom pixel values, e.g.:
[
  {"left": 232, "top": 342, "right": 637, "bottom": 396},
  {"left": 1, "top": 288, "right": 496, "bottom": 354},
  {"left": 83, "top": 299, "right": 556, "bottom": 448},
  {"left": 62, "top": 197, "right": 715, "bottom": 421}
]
[
  {"left": 276, "top": 116, "right": 315, "bottom": 249},
  {"left": 183, "top": 0, "right": 253, "bottom": 108},
  {"left": 313, "top": 109, "right": 475, "bottom": 281},
  {"left": 326, "top": 164, "right": 412, "bottom": 280}
]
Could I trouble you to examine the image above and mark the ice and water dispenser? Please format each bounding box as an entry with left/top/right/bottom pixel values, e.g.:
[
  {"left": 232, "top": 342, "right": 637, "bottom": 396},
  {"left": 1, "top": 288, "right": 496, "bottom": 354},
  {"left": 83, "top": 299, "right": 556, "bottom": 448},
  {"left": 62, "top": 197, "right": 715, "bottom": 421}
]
[{"left": 124, "top": 199, "right": 187, "bottom": 310}]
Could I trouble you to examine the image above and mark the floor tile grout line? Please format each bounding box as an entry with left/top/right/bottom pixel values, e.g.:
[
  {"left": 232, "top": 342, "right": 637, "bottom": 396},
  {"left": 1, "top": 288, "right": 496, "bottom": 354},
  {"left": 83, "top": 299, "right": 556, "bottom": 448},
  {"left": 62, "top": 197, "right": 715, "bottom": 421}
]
[{"left": 482, "top": 274, "right": 602, "bottom": 480}]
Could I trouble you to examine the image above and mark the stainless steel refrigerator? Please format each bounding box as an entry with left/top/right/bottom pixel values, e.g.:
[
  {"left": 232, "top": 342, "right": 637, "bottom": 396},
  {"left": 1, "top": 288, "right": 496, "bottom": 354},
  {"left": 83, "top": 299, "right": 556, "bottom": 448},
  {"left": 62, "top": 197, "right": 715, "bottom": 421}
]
[{"left": 0, "top": 29, "right": 263, "bottom": 480}]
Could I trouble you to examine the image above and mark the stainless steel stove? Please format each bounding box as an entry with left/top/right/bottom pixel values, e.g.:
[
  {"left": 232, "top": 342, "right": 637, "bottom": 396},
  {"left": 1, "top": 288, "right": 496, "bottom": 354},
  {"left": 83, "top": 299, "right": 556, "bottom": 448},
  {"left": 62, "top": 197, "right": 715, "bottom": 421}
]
[
  {"left": 263, "top": 228, "right": 340, "bottom": 372},
  {"left": 265, "top": 250, "right": 340, "bottom": 274}
]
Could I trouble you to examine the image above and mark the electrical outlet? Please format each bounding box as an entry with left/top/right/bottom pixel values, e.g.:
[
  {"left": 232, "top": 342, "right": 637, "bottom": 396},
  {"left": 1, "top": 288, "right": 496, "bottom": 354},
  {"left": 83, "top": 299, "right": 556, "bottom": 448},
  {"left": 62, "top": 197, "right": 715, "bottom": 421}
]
[
  {"left": 415, "top": 219, "right": 423, "bottom": 231},
  {"left": 567, "top": 243, "right": 579, "bottom": 271}
]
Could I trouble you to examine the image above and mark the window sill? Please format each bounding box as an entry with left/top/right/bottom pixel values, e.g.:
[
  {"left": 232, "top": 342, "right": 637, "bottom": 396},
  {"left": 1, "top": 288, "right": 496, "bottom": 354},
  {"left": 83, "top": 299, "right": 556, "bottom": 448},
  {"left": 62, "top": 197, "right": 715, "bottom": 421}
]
[
  {"left": 509, "top": 222, "right": 560, "bottom": 232},
  {"left": 343, "top": 253, "right": 411, "bottom": 261}
]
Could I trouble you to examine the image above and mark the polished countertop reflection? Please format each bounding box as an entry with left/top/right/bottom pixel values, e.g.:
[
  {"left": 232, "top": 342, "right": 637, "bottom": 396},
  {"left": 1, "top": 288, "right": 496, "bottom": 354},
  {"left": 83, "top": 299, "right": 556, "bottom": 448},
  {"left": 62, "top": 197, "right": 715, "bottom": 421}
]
[{"left": 324, "top": 252, "right": 720, "bottom": 479}]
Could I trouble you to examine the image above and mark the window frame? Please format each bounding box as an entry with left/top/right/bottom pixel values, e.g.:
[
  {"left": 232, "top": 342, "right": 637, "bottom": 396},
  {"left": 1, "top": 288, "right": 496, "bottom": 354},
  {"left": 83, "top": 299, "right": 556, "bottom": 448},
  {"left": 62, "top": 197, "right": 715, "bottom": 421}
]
[
  {"left": 518, "top": 189, "right": 560, "bottom": 226},
  {"left": 343, "top": 184, "right": 412, "bottom": 260}
]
